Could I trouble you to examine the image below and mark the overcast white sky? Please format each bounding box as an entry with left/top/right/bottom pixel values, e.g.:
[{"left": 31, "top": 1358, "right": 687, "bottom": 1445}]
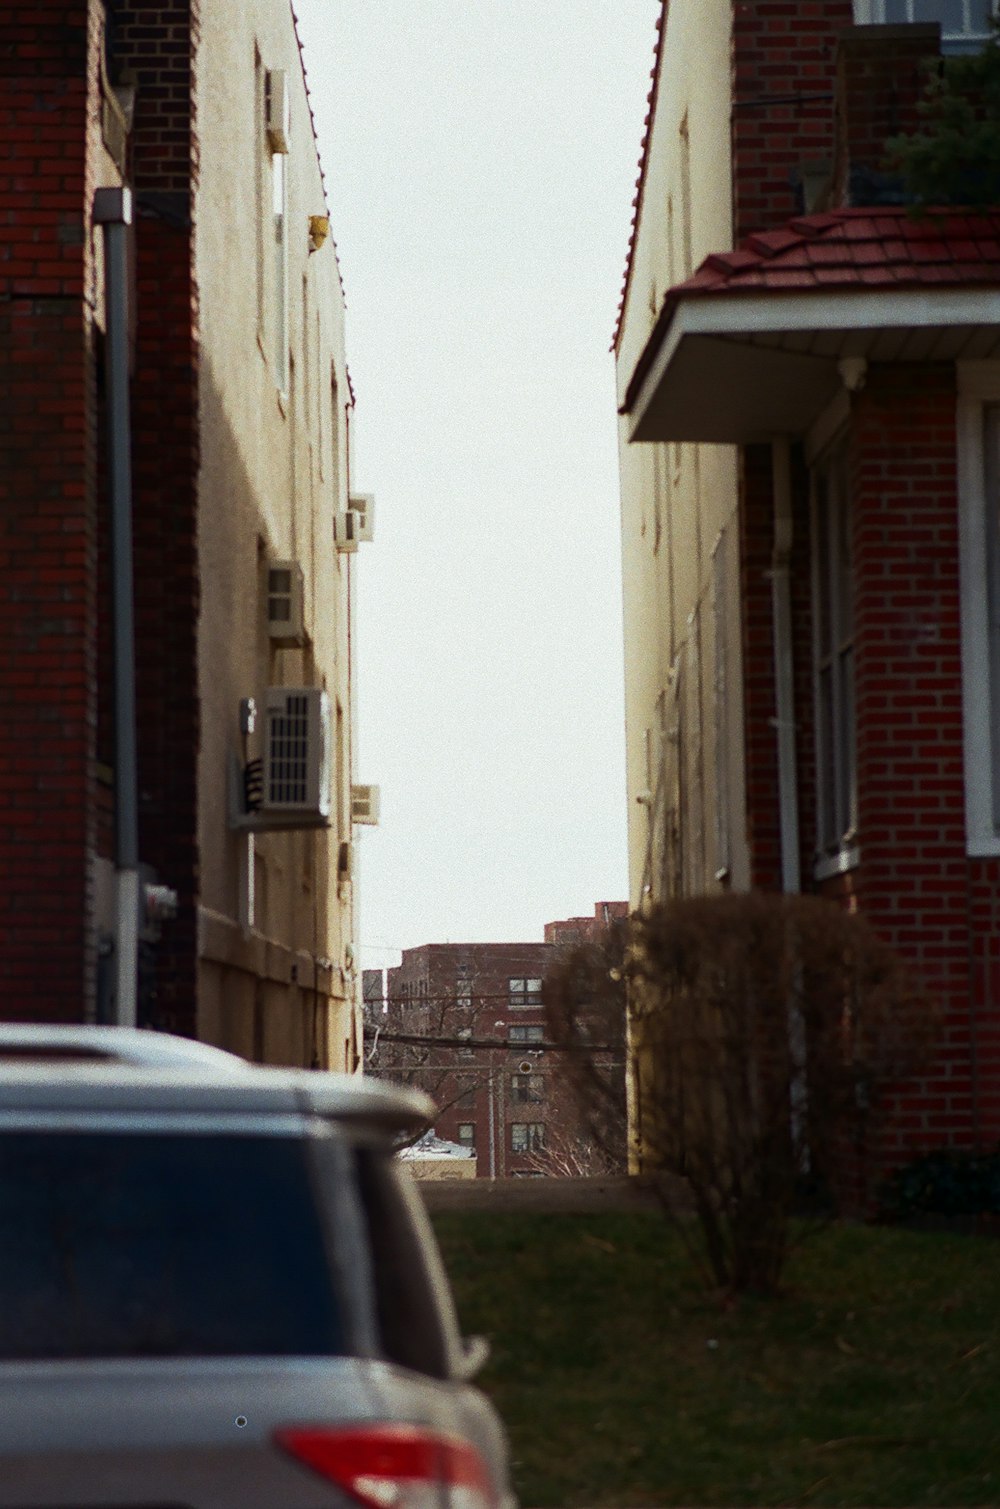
[{"left": 291, "top": 1, "right": 660, "bottom": 967}]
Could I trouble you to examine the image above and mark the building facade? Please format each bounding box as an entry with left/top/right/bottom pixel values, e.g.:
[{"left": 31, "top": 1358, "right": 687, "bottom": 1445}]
[
  {"left": 366, "top": 915, "right": 627, "bottom": 1177},
  {"left": 0, "top": 1, "right": 366, "bottom": 1068},
  {"left": 615, "top": 0, "right": 1000, "bottom": 1174}
]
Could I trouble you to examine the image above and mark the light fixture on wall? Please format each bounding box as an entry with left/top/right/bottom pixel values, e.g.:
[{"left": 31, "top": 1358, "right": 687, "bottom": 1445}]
[
  {"left": 309, "top": 215, "right": 330, "bottom": 253},
  {"left": 838, "top": 356, "right": 868, "bottom": 393}
]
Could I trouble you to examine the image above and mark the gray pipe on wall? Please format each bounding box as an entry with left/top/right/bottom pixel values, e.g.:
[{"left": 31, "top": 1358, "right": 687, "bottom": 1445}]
[{"left": 93, "top": 186, "right": 140, "bottom": 1027}]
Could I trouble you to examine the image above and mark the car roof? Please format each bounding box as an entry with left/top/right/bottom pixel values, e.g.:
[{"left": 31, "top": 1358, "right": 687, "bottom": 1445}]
[{"left": 0, "top": 1025, "right": 434, "bottom": 1137}]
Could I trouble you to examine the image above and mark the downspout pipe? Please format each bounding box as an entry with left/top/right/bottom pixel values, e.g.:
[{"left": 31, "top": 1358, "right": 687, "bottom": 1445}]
[
  {"left": 93, "top": 187, "right": 140, "bottom": 1028},
  {"left": 771, "top": 437, "right": 800, "bottom": 895}
]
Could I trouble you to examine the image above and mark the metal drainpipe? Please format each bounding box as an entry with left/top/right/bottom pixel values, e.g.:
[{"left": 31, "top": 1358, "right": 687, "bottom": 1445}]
[
  {"left": 771, "top": 437, "right": 800, "bottom": 895},
  {"left": 771, "top": 438, "right": 808, "bottom": 1159},
  {"left": 93, "top": 187, "right": 140, "bottom": 1027}
]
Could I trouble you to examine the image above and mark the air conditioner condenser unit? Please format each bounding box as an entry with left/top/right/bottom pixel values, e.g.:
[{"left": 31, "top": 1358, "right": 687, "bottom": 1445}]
[
  {"left": 348, "top": 492, "right": 375, "bottom": 543},
  {"left": 267, "top": 561, "right": 305, "bottom": 646},
  {"left": 351, "top": 783, "right": 380, "bottom": 826},
  {"left": 333, "top": 510, "right": 359, "bottom": 553},
  {"left": 262, "top": 687, "right": 331, "bottom": 823}
]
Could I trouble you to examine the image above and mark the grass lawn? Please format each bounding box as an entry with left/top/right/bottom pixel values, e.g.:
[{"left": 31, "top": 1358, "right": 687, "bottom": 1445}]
[{"left": 432, "top": 1210, "right": 1000, "bottom": 1507}]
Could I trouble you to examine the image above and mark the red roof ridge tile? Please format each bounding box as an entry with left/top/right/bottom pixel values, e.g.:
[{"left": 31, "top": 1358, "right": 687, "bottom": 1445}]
[{"left": 612, "top": 0, "right": 669, "bottom": 352}]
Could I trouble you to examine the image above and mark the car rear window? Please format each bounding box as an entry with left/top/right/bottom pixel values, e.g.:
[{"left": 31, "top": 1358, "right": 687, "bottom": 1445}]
[{"left": 0, "top": 1132, "right": 344, "bottom": 1359}]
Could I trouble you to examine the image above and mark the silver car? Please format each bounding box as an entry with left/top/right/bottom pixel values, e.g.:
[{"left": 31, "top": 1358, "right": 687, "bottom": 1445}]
[{"left": 0, "top": 1024, "right": 514, "bottom": 1509}]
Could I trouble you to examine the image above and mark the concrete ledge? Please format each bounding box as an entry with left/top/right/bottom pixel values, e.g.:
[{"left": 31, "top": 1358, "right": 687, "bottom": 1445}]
[
  {"left": 198, "top": 906, "right": 336, "bottom": 995},
  {"left": 417, "top": 1174, "right": 664, "bottom": 1213}
]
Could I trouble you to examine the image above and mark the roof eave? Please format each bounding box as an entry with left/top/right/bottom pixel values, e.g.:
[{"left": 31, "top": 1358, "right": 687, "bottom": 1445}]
[{"left": 623, "top": 285, "right": 1000, "bottom": 445}]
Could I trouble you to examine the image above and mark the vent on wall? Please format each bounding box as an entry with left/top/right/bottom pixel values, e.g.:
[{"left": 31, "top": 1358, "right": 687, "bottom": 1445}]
[
  {"left": 262, "top": 687, "right": 330, "bottom": 821},
  {"left": 351, "top": 784, "right": 380, "bottom": 826},
  {"left": 265, "top": 69, "right": 290, "bottom": 153},
  {"left": 267, "top": 561, "right": 305, "bottom": 646},
  {"left": 348, "top": 492, "right": 375, "bottom": 543}
]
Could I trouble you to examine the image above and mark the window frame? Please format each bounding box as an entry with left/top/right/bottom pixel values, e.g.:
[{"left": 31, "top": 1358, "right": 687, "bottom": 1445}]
[
  {"left": 508, "top": 977, "right": 543, "bottom": 1010},
  {"left": 958, "top": 365, "right": 1000, "bottom": 854},
  {"left": 811, "top": 435, "right": 858, "bottom": 869},
  {"left": 271, "top": 145, "right": 289, "bottom": 396},
  {"left": 854, "top": 0, "right": 996, "bottom": 49},
  {"left": 510, "top": 1122, "right": 545, "bottom": 1153},
  {"left": 510, "top": 1073, "right": 544, "bottom": 1105}
]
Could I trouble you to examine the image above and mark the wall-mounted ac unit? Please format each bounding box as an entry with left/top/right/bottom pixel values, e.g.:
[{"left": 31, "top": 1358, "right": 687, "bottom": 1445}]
[
  {"left": 348, "top": 492, "right": 375, "bottom": 543},
  {"left": 267, "top": 561, "right": 305, "bottom": 646},
  {"left": 265, "top": 69, "right": 290, "bottom": 153},
  {"left": 351, "top": 783, "right": 380, "bottom": 826},
  {"left": 262, "top": 687, "right": 330, "bottom": 822},
  {"left": 333, "top": 510, "right": 359, "bottom": 553}
]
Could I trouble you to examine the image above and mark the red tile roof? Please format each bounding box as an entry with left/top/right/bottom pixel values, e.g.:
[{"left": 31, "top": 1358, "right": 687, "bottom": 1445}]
[{"left": 677, "top": 207, "right": 1000, "bottom": 299}]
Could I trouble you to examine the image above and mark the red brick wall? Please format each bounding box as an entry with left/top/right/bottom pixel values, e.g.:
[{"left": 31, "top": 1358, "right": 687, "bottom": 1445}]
[
  {"left": 0, "top": 4, "right": 104, "bottom": 1017},
  {"left": 850, "top": 366, "right": 985, "bottom": 1161},
  {"left": 793, "top": 367, "right": 1000, "bottom": 1185},
  {"left": 114, "top": 1, "right": 200, "bottom": 1035},
  {"left": 740, "top": 445, "right": 782, "bottom": 892},
  {"left": 831, "top": 24, "right": 939, "bottom": 206},
  {"left": 731, "top": 0, "right": 854, "bottom": 241}
]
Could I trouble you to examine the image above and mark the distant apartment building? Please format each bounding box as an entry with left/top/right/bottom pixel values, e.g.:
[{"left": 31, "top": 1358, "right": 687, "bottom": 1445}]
[
  {"left": 544, "top": 901, "right": 628, "bottom": 948},
  {"left": 0, "top": 2, "right": 369, "bottom": 1069},
  {"left": 615, "top": 0, "right": 1000, "bottom": 1172},
  {"left": 365, "top": 910, "right": 627, "bottom": 1176}
]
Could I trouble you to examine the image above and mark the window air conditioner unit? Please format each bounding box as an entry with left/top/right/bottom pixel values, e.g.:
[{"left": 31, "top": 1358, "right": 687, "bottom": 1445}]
[
  {"left": 265, "top": 69, "right": 290, "bottom": 153},
  {"left": 267, "top": 561, "right": 305, "bottom": 646},
  {"left": 348, "top": 492, "right": 375, "bottom": 543},
  {"left": 262, "top": 687, "right": 330, "bottom": 822},
  {"left": 351, "top": 783, "right": 380, "bottom": 825},
  {"left": 333, "top": 510, "right": 359, "bottom": 553}
]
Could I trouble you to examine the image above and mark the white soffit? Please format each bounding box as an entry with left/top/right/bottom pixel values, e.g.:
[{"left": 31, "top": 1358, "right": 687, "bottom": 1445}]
[{"left": 626, "top": 287, "right": 1000, "bottom": 446}]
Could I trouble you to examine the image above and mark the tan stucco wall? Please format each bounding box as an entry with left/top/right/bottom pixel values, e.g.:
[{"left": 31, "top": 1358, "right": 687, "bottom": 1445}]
[
  {"left": 194, "top": 0, "right": 360, "bottom": 1068},
  {"left": 615, "top": 0, "right": 748, "bottom": 910},
  {"left": 405, "top": 1157, "right": 478, "bottom": 1183}
]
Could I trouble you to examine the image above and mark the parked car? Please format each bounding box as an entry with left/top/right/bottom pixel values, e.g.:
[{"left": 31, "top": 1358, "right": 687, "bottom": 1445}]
[{"left": 0, "top": 1023, "right": 514, "bottom": 1509}]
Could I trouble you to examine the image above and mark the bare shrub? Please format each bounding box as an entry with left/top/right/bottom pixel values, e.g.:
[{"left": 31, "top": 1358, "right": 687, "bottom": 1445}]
[
  {"left": 542, "top": 920, "right": 629, "bottom": 1173},
  {"left": 628, "top": 892, "right": 937, "bottom": 1295}
]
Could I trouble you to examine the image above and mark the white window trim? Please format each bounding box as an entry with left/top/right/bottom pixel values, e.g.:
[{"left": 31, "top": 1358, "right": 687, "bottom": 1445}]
[
  {"left": 810, "top": 435, "right": 857, "bottom": 867},
  {"left": 957, "top": 364, "right": 1000, "bottom": 854},
  {"left": 853, "top": 0, "right": 996, "bottom": 48}
]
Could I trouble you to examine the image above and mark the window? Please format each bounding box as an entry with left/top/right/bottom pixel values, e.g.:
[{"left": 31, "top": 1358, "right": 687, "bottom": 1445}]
[
  {"left": 456, "top": 1027, "right": 473, "bottom": 1062},
  {"left": 957, "top": 371, "right": 1000, "bottom": 853},
  {"left": 510, "top": 1073, "right": 544, "bottom": 1104},
  {"left": 455, "top": 1081, "right": 477, "bottom": 1109},
  {"left": 511, "top": 1123, "right": 545, "bottom": 1153},
  {"left": 457, "top": 1124, "right": 476, "bottom": 1147},
  {"left": 854, "top": 0, "right": 996, "bottom": 50},
  {"left": 508, "top": 977, "right": 543, "bottom": 1009},
  {"left": 508, "top": 1025, "right": 544, "bottom": 1045},
  {"left": 455, "top": 972, "right": 472, "bottom": 1009},
  {"left": 271, "top": 148, "right": 289, "bottom": 392},
  {"left": 812, "top": 441, "right": 857, "bottom": 861},
  {"left": 0, "top": 1133, "right": 342, "bottom": 1359}
]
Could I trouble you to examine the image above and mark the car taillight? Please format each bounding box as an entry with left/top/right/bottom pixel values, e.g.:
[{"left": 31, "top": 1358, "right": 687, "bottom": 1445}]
[{"left": 274, "top": 1423, "right": 499, "bottom": 1509}]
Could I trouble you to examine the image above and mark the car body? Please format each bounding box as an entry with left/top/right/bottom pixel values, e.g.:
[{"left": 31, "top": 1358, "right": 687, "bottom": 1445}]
[{"left": 0, "top": 1024, "right": 515, "bottom": 1509}]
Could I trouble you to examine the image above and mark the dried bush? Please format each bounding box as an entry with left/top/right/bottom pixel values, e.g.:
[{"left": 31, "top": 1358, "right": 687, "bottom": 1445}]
[
  {"left": 542, "top": 920, "right": 629, "bottom": 1173},
  {"left": 627, "top": 892, "right": 937, "bottom": 1296}
]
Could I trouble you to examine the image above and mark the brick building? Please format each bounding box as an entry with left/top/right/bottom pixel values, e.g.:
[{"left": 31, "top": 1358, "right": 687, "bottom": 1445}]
[
  {"left": 366, "top": 911, "right": 627, "bottom": 1177},
  {"left": 0, "top": 1, "right": 366, "bottom": 1068},
  {"left": 543, "top": 900, "right": 628, "bottom": 948},
  {"left": 615, "top": 0, "right": 1000, "bottom": 1178}
]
